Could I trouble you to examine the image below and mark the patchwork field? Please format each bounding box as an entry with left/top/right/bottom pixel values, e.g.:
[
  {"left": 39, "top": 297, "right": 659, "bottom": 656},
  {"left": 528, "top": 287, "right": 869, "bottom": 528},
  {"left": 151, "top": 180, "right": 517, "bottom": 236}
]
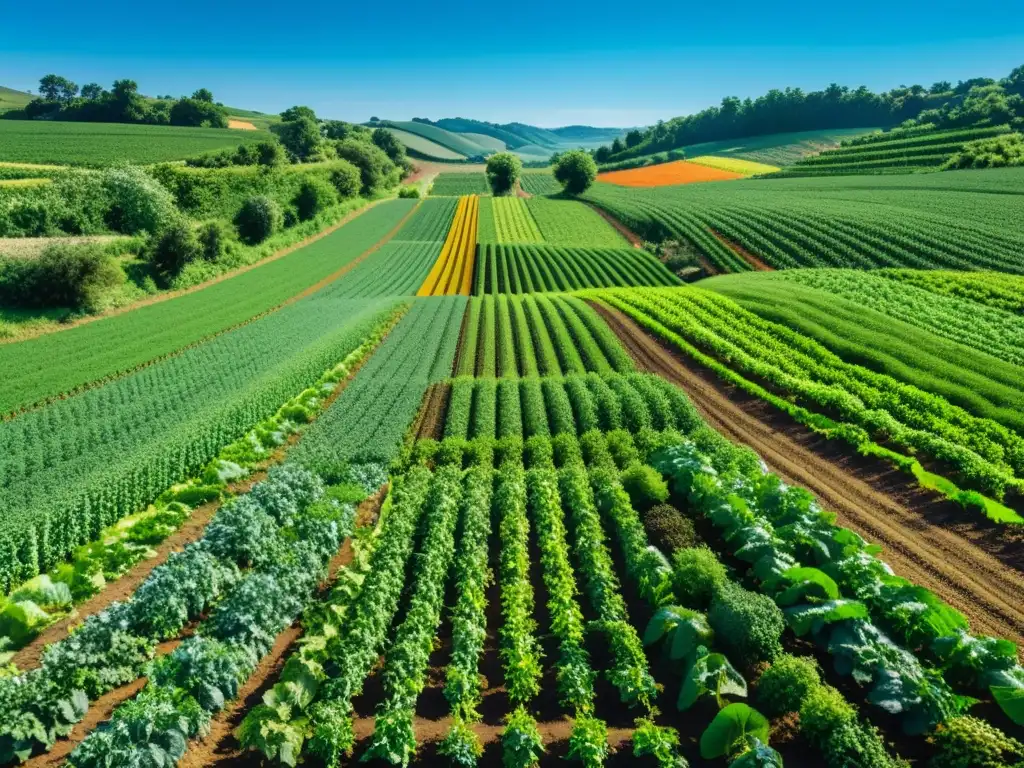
[{"left": 597, "top": 160, "right": 745, "bottom": 186}]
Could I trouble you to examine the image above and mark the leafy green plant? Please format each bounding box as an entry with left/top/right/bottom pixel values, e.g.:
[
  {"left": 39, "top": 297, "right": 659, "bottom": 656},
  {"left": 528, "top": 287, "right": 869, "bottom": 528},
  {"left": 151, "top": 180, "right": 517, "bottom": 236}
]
[
  {"left": 678, "top": 646, "right": 748, "bottom": 711},
  {"left": 671, "top": 547, "right": 727, "bottom": 609},
  {"left": 502, "top": 706, "right": 545, "bottom": 768},
  {"left": 632, "top": 717, "right": 687, "bottom": 768},
  {"left": 699, "top": 703, "right": 770, "bottom": 760},
  {"left": 568, "top": 714, "right": 610, "bottom": 767},
  {"left": 756, "top": 654, "right": 821, "bottom": 716},
  {"left": 929, "top": 715, "right": 1024, "bottom": 768}
]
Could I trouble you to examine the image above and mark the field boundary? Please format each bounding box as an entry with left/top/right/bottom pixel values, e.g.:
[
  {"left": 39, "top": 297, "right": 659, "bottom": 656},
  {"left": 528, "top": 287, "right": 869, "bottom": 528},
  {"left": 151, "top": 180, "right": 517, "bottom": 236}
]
[{"left": 708, "top": 228, "right": 774, "bottom": 270}]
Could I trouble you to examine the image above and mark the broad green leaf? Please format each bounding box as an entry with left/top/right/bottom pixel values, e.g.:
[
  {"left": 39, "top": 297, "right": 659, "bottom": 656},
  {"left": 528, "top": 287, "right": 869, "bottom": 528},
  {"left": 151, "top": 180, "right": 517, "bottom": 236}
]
[{"left": 699, "top": 703, "right": 770, "bottom": 760}]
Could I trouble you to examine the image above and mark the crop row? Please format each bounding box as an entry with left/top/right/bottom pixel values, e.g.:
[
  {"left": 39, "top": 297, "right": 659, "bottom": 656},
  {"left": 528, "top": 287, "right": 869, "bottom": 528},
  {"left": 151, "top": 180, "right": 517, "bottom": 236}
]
[
  {"left": 594, "top": 286, "right": 1024, "bottom": 502},
  {"left": 583, "top": 176, "right": 1024, "bottom": 273},
  {"left": 473, "top": 243, "right": 680, "bottom": 295},
  {"left": 316, "top": 240, "right": 442, "bottom": 299},
  {"left": 429, "top": 172, "right": 490, "bottom": 196},
  {"left": 290, "top": 296, "right": 464, "bottom": 475},
  {"left": 793, "top": 125, "right": 1011, "bottom": 164},
  {"left": 519, "top": 172, "right": 561, "bottom": 195},
  {"left": 877, "top": 268, "right": 1024, "bottom": 314},
  {"left": 524, "top": 197, "right": 628, "bottom": 247},
  {"left": 457, "top": 293, "right": 634, "bottom": 378},
  {"left": 0, "top": 199, "right": 418, "bottom": 415},
  {"left": 417, "top": 195, "right": 479, "bottom": 296},
  {"left": 393, "top": 196, "right": 458, "bottom": 241},
  {"left": 487, "top": 197, "right": 543, "bottom": 243},
  {"left": 442, "top": 372, "right": 702, "bottom": 441},
  {"left": 0, "top": 297, "right": 401, "bottom": 592}
]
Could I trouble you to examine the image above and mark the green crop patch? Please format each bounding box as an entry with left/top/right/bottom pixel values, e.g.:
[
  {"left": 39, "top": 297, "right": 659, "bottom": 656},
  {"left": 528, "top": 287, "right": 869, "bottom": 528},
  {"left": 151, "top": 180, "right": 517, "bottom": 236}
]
[
  {"left": 525, "top": 197, "right": 627, "bottom": 247},
  {"left": 394, "top": 197, "right": 458, "bottom": 241},
  {"left": 520, "top": 172, "right": 562, "bottom": 195},
  {"left": 430, "top": 172, "right": 490, "bottom": 196}
]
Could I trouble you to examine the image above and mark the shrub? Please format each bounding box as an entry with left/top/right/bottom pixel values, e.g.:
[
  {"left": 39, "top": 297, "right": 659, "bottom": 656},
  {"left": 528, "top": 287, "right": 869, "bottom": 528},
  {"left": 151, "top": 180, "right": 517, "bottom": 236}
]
[
  {"left": 397, "top": 185, "right": 420, "bottom": 198},
  {"left": 328, "top": 160, "right": 363, "bottom": 198},
  {"left": 252, "top": 140, "right": 286, "bottom": 167},
  {"left": 148, "top": 220, "right": 203, "bottom": 281},
  {"left": 0, "top": 242, "right": 123, "bottom": 311},
  {"left": 709, "top": 581, "right": 785, "bottom": 665},
  {"left": 756, "top": 655, "right": 821, "bottom": 716},
  {"left": 196, "top": 220, "right": 233, "bottom": 262},
  {"left": 619, "top": 462, "right": 669, "bottom": 509},
  {"left": 270, "top": 116, "right": 323, "bottom": 161},
  {"left": 929, "top": 715, "right": 1024, "bottom": 768},
  {"left": 294, "top": 176, "right": 338, "bottom": 221},
  {"left": 334, "top": 139, "right": 398, "bottom": 194},
  {"left": 554, "top": 149, "right": 599, "bottom": 195},
  {"left": 644, "top": 504, "right": 697, "bottom": 553},
  {"left": 486, "top": 152, "right": 522, "bottom": 196},
  {"left": 672, "top": 546, "right": 727, "bottom": 609},
  {"left": 100, "top": 166, "right": 177, "bottom": 234},
  {"left": 234, "top": 195, "right": 282, "bottom": 244},
  {"left": 800, "top": 685, "right": 901, "bottom": 768}
]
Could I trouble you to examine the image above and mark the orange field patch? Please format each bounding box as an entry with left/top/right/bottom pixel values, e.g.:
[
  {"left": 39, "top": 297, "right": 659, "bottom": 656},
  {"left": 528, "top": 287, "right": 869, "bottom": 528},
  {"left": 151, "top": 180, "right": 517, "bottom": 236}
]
[
  {"left": 597, "top": 160, "right": 744, "bottom": 187},
  {"left": 228, "top": 119, "right": 258, "bottom": 131}
]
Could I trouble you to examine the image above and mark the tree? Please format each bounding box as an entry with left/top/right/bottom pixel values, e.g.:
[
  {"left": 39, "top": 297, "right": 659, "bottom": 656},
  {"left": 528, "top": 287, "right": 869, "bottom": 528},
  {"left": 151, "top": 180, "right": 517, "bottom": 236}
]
[
  {"left": 485, "top": 152, "right": 522, "bottom": 196},
  {"left": 371, "top": 127, "right": 406, "bottom": 163},
  {"left": 594, "top": 146, "right": 612, "bottom": 163},
  {"left": 611, "top": 137, "right": 625, "bottom": 154},
  {"left": 38, "top": 74, "right": 78, "bottom": 104},
  {"left": 322, "top": 120, "right": 370, "bottom": 141},
  {"left": 553, "top": 150, "right": 598, "bottom": 196},
  {"left": 271, "top": 117, "right": 322, "bottom": 161},
  {"left": 930, "top": 81, "right": 953, "bottom": 94},
  {"left": 625, "top": 129, "right": 644, "bottom": 148},
  {"left": 334, "top": 139, "right": 397, "bottom": 193},
  {"left": 169, "top": 97, "right": 228, "bottom": 128},
  {"left": 191, "top": 88, "right": 214, "bottom": 103},
  {"left": 280, "top": 105, "right": 317, "bottom": 122},
  {"left": 81, "top": 83, "right": 103, "bottom": 100}
]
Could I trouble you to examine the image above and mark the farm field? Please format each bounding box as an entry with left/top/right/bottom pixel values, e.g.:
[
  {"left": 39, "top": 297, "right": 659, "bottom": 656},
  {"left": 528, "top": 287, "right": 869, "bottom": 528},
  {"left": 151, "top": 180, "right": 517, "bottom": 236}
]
[
  {"left": 6, "top": 58, "right": 1024, "bottom": 768},
  {"left": 597, "top": 160, "right": 745, "bottom": 186},
  {"left": 0, "top": 120, "right": 272, "bottom": 166},
  {"left": 584, "top": 168, "right": 1024, "bottom": 272}
]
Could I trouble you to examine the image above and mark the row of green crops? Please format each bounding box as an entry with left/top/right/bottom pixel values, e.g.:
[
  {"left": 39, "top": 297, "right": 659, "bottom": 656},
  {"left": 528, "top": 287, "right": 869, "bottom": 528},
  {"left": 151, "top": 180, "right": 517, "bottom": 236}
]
[
  {"left": 393, "top": 196, "right": 458, "bottom": 241},
  {"left": 877, "top": 268, "right": 1024, "bottom": 314},
  {"left": 779, "top": 124, "right": 1013, "bottom": 176},
  {"left": 590, "top": 286, "right": 1024, "bottom": 505},
  {"left": 583, "top": 169, "right": 1024, "bottom": 273},
  {"left": 519, "top": 171, "right": 561, "bottom": 195},
  {"left": 524, "top": 197, "right": 627, "bottom": 247},
  {"left": 429, "top": 173, "right": 490, "bottom": 196},
  {"left": 0, "top": 120, "right": 272, "bottom": 167},
  {"left": 0, "top": 199, "right": 417, "bottom": 414},
  {"left": 456, "top": 293, "right": 634, "bottom": 378},
  {"left": 442, "top": 372, "right": 700, "bottom": 441},
  {"left": 478, "top": 197, "right": 543, "bottom": 243},
  {"left": 0, "top": 297, "right": 403, "bottom": 591},
  {"left": 473, "top": 243, "right": 680, "bottom": 294},
  {"left": 314, "top": 240, "right": 442, "bottom": 299},
  {"left": 289, "top": 296, "right": 465, "bottom": 474}
]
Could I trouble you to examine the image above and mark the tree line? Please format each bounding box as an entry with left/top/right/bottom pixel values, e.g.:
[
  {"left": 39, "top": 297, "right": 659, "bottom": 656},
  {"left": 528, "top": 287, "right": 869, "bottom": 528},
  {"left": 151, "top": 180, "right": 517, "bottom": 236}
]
[
  {"left": 596, "top": 65, "right": 1024, "bottom": 163},
  {"left": 3, "top": 74, "right": 230, "bottom": 128}
]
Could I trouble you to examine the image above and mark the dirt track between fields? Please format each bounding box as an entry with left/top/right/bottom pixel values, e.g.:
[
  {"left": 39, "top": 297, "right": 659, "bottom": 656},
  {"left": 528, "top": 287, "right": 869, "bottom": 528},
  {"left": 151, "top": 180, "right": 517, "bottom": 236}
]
[{"left": 591, "top": 301, "right": 1024, "bottom": 652}]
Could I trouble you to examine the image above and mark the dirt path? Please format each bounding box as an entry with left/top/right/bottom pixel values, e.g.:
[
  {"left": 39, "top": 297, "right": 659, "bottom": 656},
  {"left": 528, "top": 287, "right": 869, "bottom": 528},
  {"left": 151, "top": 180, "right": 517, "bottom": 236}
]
[
  {"left": 708, "top": 228, "right": 774, "bottom": 270},
  {"left": 413, "top": 381, "right": 450, "bottom": 441},
  {"left": 591, "top": 301, "right": 1024, "bottom": 650},
  {"left": 0, "top": 198, "right": 392, "bottom": 347}
]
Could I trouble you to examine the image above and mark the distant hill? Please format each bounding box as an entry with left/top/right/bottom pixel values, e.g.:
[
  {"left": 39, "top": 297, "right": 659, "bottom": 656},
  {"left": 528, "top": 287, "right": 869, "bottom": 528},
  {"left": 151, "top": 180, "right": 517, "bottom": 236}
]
[
  {"left": 551, "top": 125, "right": 629, "bottom": 143},
  {"left": 0, "top": 86, "right": 34, "bottom": 113}
]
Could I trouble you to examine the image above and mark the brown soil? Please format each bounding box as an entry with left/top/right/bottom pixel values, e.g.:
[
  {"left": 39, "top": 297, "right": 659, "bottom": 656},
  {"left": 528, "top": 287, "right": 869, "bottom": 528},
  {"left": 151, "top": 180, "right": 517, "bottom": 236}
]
[
  {"left": 708, "top": 228, "right": 774, "bottom": 271},
  {"left": 0, "top": 198, "right": 392, "bottom": 348},
  {"left": 583, "top": 202, "right": 643, "bottom": 248},
  {"left": 179, "top": 488, "right": 387, "bottom": 768},
  {"left": 8, "top": 312, "right": 406, "bottom": 672},
  {"left": 4, "top": 201, "right": 420, "bottom": 422},
  {"left": 695, "top": 255, "right": 719, "bottom": 276},
  {"left": 591, "top": 301, "right": 1024, "bottom": 651},
  {"left": 413, "top": 381, "right": 450, "bottom": 441}
]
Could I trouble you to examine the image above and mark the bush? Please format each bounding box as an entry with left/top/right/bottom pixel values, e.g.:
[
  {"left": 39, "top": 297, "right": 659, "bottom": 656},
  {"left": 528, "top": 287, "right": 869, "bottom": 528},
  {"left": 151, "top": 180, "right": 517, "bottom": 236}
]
[
  {"left": 328, "top": 160, "right": 362, "bottom": 198},
  {"left": 619, "top": 462, "right": 669, "bottom": 509},
  {"left": 486, "top": 152, "right": 522, "bottom": 196},
  {"left": 554, "top": 150, "right": 599, "bottom": 195},
  {"left": 100, "top": 166, "right": 178, "bottom": 234},
  {"left": 294, "top": 176, "right": 338, "bottom": 221},
  {"left": 756, "top": 655, "right": 821, "bottom": 716},
  {"left": 196, "top": 220, "right": 233, "bottom": 262},
  {"left": 334, "top": 139, "right": 398, "bottom": 194},
  {"left": 672, "top": 546, "right": 727, "bottom": 609},
  {"left": 0, "top": 242, "right": 123, "bottom": 311},
  {"left": 148, "top": 220, "right": 203, "bottom": 281},
  {"left": 800, "top": 686, "right": 901, "bottom": 768},
  {"left": 929, "top": 715, "right": 1024, "bottom": 768},
  {"left": 234, "top": 195, "right": 282, "bottom": 244},
  {"left": 708, "top": 581, "right": 785, "bottom": 665},
  {"left": 644, "top": 504, "right": 697, "bottom": 553},
  {"left": 397, "top": 185, "right": 420, "bottom": 198}
]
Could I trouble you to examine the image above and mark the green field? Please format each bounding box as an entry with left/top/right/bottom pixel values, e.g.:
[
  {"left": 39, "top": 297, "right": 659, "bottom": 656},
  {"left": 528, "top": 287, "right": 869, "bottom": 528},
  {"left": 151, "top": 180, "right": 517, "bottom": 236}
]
[
  {"left": 525, "top": 197, "right": 628, "bottom": 247},
  {"left": 380, "top": 120, "right": 491, "bottom": 158},
  {"left": 385, "top": 127, "right": 466, "bottom": 160},
  {"left": 0, "top": 86, "right": 34, "bottom": 113},
  {"left": 584, "top": 168, "right": 1024, "bottom": 272},
  {"left": 0, "top": 120, "right": 273, "bottom": 166},
  {"left": 520, "top": 171, "right": 561, "bottom": 195},
  {"left": 429, "top": 172, "right": 490, "bottom": 195},
  {"left": 485, "top": 197, "right": 542, "bottom": 243}
]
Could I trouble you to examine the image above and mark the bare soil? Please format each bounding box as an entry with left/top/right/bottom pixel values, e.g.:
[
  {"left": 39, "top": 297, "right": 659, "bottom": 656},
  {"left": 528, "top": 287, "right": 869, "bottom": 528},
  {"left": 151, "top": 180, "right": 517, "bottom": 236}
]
[
  {"left": 591, "top": 301, "right": 1024, "bottom": 651},
  {"left": 708, "top": 228, "right": 774, "bottom": 270},
  {"left": 413, "top": 381, "right": 450, "bottom": 442}
]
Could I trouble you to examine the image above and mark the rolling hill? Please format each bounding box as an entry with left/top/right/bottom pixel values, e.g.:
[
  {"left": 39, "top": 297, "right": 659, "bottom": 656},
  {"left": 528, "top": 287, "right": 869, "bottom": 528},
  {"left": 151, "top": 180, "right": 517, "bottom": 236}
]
[{"left": 0, "top": 86, "right": 34, "bottom": 113}]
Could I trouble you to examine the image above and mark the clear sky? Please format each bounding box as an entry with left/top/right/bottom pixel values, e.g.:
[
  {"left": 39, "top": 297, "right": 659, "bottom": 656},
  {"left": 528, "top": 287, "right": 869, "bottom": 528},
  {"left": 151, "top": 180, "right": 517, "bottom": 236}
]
[{"left": 4, "top": 0, "right": 1023, "bottom": 127}]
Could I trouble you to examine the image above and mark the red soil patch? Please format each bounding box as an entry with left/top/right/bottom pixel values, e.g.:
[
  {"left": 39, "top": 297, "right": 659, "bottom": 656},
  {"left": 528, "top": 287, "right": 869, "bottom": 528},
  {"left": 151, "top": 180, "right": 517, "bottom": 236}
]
[
  {"left": 590, "top": 301, "right": 1024, "bottom": 653},
  {"left": 597, "top": 160, "right": 744, "bottom": 187},
  {"left": 708, "top": 229, "right": 774, "bottom": 271}
]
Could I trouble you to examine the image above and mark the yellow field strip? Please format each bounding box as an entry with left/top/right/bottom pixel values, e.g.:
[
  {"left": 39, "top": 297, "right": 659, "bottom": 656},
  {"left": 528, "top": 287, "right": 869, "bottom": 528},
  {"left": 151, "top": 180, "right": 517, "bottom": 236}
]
[
  {"left": 416, "top": 194, "right": 479, "bottom": 296},
  {"left": 687, "top": 155, "right": 781, "bottom": 175}
]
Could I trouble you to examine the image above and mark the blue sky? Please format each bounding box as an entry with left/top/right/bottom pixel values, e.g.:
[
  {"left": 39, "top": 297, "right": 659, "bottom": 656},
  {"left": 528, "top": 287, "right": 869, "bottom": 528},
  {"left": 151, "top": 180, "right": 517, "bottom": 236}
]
[{"left": 4, "top": 1, "right": 1023, "bottom": 127}]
